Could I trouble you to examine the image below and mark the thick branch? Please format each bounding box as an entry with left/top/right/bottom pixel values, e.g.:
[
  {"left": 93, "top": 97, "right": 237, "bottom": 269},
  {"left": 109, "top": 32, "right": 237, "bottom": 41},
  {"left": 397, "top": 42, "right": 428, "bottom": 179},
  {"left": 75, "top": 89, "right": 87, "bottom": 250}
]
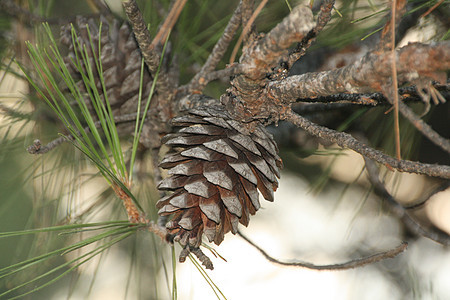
[
  {"left": 237, "top": 5, "right": 315, "bottom": 82},
  {"left": 284, "top": 110, "right": 450, "bottom": 179},
  {"left": 268, "top": 42, "right": 450, "bottom": 102},
  {"left": 238, "top": 231, "right": 407, "bottom": 270}
]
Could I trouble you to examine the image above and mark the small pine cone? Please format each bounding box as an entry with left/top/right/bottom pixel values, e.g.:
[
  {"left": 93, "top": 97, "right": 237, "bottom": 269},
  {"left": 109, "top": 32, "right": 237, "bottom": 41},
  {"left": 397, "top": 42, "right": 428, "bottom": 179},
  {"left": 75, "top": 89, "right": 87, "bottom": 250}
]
[
  {"left": 60, "top": 16, "right": 153, "bottom": 116},
  {"left": 156, "top": 103, "right": 282, "bottom": 249}
]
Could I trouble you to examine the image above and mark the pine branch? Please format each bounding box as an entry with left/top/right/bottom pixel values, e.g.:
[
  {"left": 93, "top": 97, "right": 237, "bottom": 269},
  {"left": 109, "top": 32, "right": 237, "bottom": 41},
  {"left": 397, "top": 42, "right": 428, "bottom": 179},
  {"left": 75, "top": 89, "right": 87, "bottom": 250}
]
[
  {"left": 296, "top": 84, "right": 449, "bottom": 106},
  {"left": 186, "top": 0, "right": 243, "bottom": 92},
  {"left": 122, "top": 0, "right": 161, "bottom": 76},
  {"left": 237, "top": 5, "right": 315, "bottom": 82},
  {"left": 364, "top": 157, "right": 450, "bottom": 245},
  {"left": 238, "top": 231, "right": 407, "bottom": 270},
  {"left": 395, "top": 98, "right": 450, "bottom": 154},
  {"left": 268, "top": 42, "right": 450, "bottom": 101},
  {"left": 377, "top": 0, "right": 407, "bottom": 51},
  {"left": 287, "top": 0, "right": 335, "bottom": 68},
  {"left": 26, "top": 113, "right": 140, "bottom": 155},
  {"left": 284, "top": 109, "right": 450, "bottom": 179},
  {"left": 404, "top": 181, "right": 450, "bottom": 210}
]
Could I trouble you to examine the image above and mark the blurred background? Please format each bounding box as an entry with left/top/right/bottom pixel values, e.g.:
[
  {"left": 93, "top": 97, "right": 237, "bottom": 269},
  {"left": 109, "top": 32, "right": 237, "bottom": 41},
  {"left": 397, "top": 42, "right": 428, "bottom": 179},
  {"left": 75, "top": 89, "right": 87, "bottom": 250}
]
[{"left": 0, "top": 0, "right": 449, "bottom": 299}]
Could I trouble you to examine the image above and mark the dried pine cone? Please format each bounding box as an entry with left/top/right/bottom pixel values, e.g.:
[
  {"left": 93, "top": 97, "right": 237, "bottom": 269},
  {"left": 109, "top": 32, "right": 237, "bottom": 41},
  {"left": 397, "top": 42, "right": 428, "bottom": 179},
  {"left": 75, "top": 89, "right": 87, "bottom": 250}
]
[
  {"left": 157, "top": 102, "right": 282, "bottom": 252},
  {"left": 60, "top": 16, "right": 153, "bottom": 116}
]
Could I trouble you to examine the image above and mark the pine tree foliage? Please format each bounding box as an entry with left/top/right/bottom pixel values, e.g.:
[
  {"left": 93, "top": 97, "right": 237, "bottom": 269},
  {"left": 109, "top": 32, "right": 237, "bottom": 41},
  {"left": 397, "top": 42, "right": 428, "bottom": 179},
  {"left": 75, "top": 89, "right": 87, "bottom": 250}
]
[{"left": 0, "top": 0, "right": 449, "bottom": 298}]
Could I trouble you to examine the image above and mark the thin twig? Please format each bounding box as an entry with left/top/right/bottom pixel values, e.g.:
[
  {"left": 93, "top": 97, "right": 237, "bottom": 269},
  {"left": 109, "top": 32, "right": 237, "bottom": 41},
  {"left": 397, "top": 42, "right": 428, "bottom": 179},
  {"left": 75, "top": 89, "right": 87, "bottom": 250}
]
[
  {"left": 364, "top": 157, "right": 450, "bottom": 245},
  {"left": 26, "top": 112, "right": 141, "bottom": 154},
  {"left": 294, "top": 84, "right": 449, "bottom": 106},
  {"left": 240, "top": 0, "right": 256, "bottom": 46},
  {"left": 151, "top": 0, "right": 187, "bottom": 48},
  {"left": 378, "top": 0, "right": 407, "bottom": 51},
  {"left": 395, "top": 100, "right": 450, "bottom": 154},
  {"left": 186, "top": 0, "right": 243, "bottom": 92},
  {"left": 404, "top": 181, "right": 450, "bottom": 210},
  {"left": 287, "top": 0, "right": 335, "bottom": 68},
  {"left": 198, "top": 64, "right": 243, "bottom": 85},
  {"left": 284, "top": 109, "right": 450, "bottom": 179},
  {"left": 420, "top": 0, "right": 444, "bottom": 19},
  {"left": 237, "top": 231, "right": 407, "bottom": 270},
  {"left": 229, "top": 0, "right": 268, "bottom": 64}
]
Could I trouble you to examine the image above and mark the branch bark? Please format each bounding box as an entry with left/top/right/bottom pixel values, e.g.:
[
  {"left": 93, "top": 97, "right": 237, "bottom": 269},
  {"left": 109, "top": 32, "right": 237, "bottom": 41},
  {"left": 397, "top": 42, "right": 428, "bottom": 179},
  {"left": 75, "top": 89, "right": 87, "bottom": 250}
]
[
  {"left": 268, "top": 42, "right": 450, "bottom": 102},
  {"left": 284, "top": 109, "right": 450, "bottom": 179},
  {"left": 122, "top": 0, "right": 161, "bottom": 76},
  {"left": 287, "top": 0, "right": 335, "bottom": 68}
]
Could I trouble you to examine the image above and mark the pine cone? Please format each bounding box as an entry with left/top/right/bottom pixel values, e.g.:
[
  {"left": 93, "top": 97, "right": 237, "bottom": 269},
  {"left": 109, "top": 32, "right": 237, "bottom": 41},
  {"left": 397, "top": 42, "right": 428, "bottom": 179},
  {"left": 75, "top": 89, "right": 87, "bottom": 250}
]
[
  {"left": 60, "top": 16, "right": 153, "bottom": 116},
  {"left": 157, "top": 103, "right": 282, "bottom": 250}
]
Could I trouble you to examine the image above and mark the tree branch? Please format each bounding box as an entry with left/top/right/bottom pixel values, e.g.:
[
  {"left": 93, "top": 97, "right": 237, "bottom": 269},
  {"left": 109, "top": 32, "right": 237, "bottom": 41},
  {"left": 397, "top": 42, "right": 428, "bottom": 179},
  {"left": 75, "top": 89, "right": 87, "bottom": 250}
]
[
  {"left": 238, "top": 231, "right": 407, "bottom": 270},
  {"left": 237, "top": 5, "right": 315, "bottom": 82},
  {"left": 151, "top": 0, "right": 187, "bottom": 48},
  {"left": 396, "top": 99, "right": 450, "bottom": 154},
  {"left": 287, "top": 0, "right": 335, "bottom": 68},
  {"left": 295, "top": 84, "right": 449, "bottom": 106},
  {"left": 268, "top": 42, "right": 450, "bottom": 102},
  {"left": 284, "top": 109, "right": 450, "bottom": 179},
  {"left": 364, "top": 157, "right": 450, "bottom": 245},
  {"left": 26, "top": 113, "right": 140, "bottom": 155},
  {"left": 229, "top": 4, "right": 315, "bottom": 118},
  {"left": 187, "top": 0, "right": 244, "bottom": 92},
  {"left": 404, "top": 181, "right": 450, "bottom": 210},
  {"left": 378, "top": 0, "right": 407, "bottom": 51},
  {"left": 122, "top": 0, "right": 161, "bottom": 76}
]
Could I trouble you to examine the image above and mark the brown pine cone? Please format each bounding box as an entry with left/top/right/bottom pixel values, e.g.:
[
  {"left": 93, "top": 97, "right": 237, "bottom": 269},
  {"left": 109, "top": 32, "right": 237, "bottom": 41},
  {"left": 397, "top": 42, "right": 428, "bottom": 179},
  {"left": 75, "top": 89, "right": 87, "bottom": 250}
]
[
  {"left": 60, "top": 16, "right": 153, "bottom": 117},
  {"left": 157, "top": 103, "right": 282, "bottom": 250}
]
